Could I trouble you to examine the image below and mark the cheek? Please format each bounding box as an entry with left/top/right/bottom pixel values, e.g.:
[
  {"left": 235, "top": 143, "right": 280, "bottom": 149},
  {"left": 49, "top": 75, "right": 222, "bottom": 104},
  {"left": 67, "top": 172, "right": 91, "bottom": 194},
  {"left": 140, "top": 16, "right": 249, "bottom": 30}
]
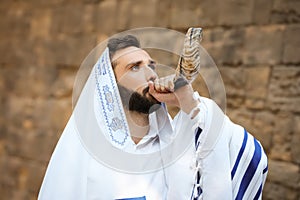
[{"left": 118, "top": 73, "right": 147, "bottom": 91}]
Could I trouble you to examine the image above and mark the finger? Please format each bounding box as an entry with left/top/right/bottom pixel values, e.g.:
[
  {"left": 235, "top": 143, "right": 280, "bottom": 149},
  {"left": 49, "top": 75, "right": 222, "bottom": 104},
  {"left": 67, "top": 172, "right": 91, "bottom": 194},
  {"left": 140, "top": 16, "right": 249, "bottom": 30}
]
[
  {"left": 164, "top": 75, "right": 175, "bottom": 92},
  {"left": 168, "top": 79, "right": 174, "bottom": 92},
  {"left": 164, "top": 77, "right": 171, "bottom": 92},
  {"left": 154, "top": 80, "right": 160, "bottom": 92},
  {"left": 148, "top": 81, "right": 155, "bottom": 95},
  {"left": 159, "top": 77, "right": 166, "bottom": 92},
  {"left": 152, "top": 91, "right": 178, "bottom": 105}
]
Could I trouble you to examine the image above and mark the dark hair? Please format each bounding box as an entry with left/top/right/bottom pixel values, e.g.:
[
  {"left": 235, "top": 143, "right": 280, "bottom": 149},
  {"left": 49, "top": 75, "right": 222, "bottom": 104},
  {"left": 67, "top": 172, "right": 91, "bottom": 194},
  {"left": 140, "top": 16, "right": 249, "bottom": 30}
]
[{"left": 107, "top": 35, "right": 140, "bottom": 67}]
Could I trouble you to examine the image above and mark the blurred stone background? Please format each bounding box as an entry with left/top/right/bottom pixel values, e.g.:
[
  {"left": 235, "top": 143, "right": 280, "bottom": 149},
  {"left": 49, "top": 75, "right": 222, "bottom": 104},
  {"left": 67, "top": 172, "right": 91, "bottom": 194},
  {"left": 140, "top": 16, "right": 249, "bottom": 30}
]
[{"left": 0, "top": 0, "right": 299, "bottom": 199}]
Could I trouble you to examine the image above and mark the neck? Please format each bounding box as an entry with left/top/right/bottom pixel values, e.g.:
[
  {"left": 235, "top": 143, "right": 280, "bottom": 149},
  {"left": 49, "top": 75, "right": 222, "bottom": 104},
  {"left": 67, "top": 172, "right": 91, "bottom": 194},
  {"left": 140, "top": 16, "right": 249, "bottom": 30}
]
[{"left": 124, "top": 109, "right": 150, "bottom": 144}]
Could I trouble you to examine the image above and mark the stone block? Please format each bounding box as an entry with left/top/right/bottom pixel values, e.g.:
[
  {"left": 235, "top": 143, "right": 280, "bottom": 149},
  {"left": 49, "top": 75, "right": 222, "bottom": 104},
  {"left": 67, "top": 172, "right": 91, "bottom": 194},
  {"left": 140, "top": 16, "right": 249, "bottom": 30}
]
[
  {"left": 242, "top": 26, "right": 284, "bottom": 65},
  {"left": 0, "top": 156, "right": 21, "bottom": 187},
  {"left": 244, "top": 66, "right": 271, "bottom": 99},
  {"left": 251, "top": 111, "right": 274, "bottom": 152},
  {"left": 218, "top": 0, "right": 254, "bottom": 26},
  {"left": 268, "top": 159, "right": 300, "bottom": 189},
  {"left": 29, "top": 9, "right": 52, "bottom": 40},
  {"left": 137, "top": 29, "right": 185, "bottom": 56},
  {"left": 20, "top": 0, "right": 65, "bottom": 7},
  {"left": 46, "top": 34, "right": 97, "bottom": 67},
  {"left": 0, "top": 68, "right": 5, "bottom": 127},
  {"left": 273, "top": 0, "right": 300, "bottom": 14},
  {"left": 202, "top": 28, "right": 245, "bottom": 65},
  {"left": 202, "top": 28, "right": 224, "bottom": 43},
  {"left": 82, "top": 0, "right": 103, "bottom": 4},
  {"left": 6, "top": 128, "right": 58, "bottom": 163},
  {"left": 8, "top": 96, "right": 71, "bottom": 132},
  {"left": 0, "top": 39, "right": 37, "bottom": 66},
  {"left": 269, "top": 66, "right": 300, "bottom": 97},
  {"left": 155, "top": 0, "right": 172, "bottom": 27},
  {"left": 226, "top": 96, "right": 244, "bottom": 108},
  {"left": 4, "top": 96, "right": 32, "bottom": 129},
  {"left": 244, "top": 98, "right": 265, "bottom": 110},
  {"left": 2, "top": 95, "right": 70, "bottom": 197},
  {"left": 243, "top": 66, "right": 271, "bottom": 109},
  {"left": 267, "top": 66, "right": 300, "bottom": 112},
  {"left": 269, "top": 112, "right": 294, "bottom": 161},
  {"left": 226, "top": 108, "right": 253, "bottom": 131},
  {"left": 253, "top": 0, "right": 272, "bottom": 25},
  {"left": 51, "top": 68, "right": 77, "bottom": 98},
  {"left": 48, "top": 98, "right": 72, "bottom": 133},
  {"left": 271, "top": 0, "right": 300, "bottom": 23},
  {"left": 115, "top": 0, "right": 131, "bottom": 30},
  {"left": 267, "top": 96, "right": 300, "bottom": 113},
  {"left": 0, "top": 155, "right": 45, "bottom": 199},
  {"left": 283, "top": 25, "right": 300, "bottom": 64},
  {"left": 197, "top": 0, "right": 220, "bottom": 27},
  {"left": 0, "top": 184, "right": 14, "bottom": 200},
  {"left": 1, "top": 66, "right": 57, "bottom": 98},
  {"left": 5, "top": 96, "right": 71, "bottom": 162},
  {"left": 50, "top": 4, "right": 95, "bottom": 35},
  {"left": 169, "top": 0, "right": 203, "bottom": 29},
  {"left": 0, "top": 134, "right": 5, "bottom": 155},
  {"left": 219, "top": 67, "right": 245, "bottom": 97},
  {"left": 0, "top": 2, "right": 31, "bottom": 38},
  {"left": 23, "top": 161, "right": 46, "bottom": 194},
  {"left": 95, "top": 0, "right": 117, "bottom": 34},
  {"left": 128, "top": 0, "right": 157, "bottom": 28},
  {"left": 263, "top": 181, "right": 299, "bottom": 200},
  {"left": 291, "top": 116, "right": 300, "bottom": 164}
]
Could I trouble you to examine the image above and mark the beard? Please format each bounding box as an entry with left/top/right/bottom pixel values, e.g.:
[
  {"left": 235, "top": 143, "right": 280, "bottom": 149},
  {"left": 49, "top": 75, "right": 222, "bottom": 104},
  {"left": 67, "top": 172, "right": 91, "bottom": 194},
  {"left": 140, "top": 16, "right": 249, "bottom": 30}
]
[{"left": 117, "top": 84, "right": 161, "bottom": 114}]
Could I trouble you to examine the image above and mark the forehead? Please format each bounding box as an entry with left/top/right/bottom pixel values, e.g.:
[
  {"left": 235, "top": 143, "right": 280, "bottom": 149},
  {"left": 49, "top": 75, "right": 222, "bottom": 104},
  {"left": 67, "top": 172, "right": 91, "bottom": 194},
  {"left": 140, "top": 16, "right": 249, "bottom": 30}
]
[{"left": 112, "top": 46, "right": 152, "bottom": 65}]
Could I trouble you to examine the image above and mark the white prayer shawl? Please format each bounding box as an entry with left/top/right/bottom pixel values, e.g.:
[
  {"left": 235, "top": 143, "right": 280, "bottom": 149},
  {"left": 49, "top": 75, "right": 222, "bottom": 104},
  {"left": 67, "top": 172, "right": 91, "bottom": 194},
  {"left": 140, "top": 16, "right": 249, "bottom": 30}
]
[{"left": 38, "top": 48, "right": 268, "bottom": 200}]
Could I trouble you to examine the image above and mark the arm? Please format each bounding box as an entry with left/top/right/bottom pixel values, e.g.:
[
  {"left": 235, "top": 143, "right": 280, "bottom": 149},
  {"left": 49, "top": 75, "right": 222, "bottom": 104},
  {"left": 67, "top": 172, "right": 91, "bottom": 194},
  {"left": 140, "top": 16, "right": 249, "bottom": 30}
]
[
  {"left": 188, "top": 97, "right": 268, "bottom": 199},
  {"left": 149, "top": 79, "right": 268, "bottom": 199}
]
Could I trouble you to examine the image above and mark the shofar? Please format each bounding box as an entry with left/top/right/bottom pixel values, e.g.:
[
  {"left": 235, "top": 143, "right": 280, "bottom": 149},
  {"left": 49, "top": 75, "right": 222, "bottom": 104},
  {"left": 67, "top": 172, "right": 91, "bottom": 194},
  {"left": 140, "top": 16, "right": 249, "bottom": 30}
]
[{"left": 174, "top": 27, "right": 202, "bottom": 90}]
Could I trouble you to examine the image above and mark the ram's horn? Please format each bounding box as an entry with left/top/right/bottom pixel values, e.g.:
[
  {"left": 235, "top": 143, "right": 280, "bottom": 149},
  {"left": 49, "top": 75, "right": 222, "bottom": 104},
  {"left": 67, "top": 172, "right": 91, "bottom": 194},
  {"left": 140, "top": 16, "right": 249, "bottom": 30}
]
[{"left": 175, "top": 27, "right": 202, "bottom": 83}]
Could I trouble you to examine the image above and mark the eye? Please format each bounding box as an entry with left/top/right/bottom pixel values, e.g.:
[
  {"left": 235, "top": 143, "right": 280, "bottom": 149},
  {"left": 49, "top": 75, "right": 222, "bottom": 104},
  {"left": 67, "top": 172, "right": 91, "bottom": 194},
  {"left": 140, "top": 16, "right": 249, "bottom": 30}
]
[{"left": 131, "top": 65, "right": 140, "bottom": 71}]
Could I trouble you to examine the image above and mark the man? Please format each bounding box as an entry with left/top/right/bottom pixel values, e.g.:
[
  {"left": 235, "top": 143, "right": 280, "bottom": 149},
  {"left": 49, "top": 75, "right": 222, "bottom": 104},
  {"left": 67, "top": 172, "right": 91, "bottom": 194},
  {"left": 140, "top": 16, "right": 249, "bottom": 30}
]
[{"left": 38, "top": 34, "right": 268, "bottom": 200}]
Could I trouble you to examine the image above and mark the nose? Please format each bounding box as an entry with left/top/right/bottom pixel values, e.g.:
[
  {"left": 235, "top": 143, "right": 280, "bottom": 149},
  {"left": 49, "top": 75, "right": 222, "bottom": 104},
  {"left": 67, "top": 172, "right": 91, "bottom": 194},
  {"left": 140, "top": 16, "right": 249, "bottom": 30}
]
[{"left": 144, "top": 65, "right": 157, "bottom": 82}]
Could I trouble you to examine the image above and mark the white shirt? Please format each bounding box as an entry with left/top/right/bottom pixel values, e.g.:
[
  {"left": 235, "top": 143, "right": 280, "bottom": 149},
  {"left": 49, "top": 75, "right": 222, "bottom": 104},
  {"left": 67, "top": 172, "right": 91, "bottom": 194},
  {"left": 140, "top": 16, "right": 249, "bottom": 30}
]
[
  {"left": 38, "top": 49, "right": 268, "bottom": 200},
  {"left": 38, "top": 96, "right": 268, "bottom": 200}
]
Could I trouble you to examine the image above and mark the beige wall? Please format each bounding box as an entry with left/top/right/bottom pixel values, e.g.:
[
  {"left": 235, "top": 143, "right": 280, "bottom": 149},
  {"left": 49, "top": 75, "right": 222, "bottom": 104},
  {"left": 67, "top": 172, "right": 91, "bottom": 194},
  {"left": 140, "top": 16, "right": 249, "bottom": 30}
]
[{"left": 0, "top": 0, "right": 299, "bottom": 199}]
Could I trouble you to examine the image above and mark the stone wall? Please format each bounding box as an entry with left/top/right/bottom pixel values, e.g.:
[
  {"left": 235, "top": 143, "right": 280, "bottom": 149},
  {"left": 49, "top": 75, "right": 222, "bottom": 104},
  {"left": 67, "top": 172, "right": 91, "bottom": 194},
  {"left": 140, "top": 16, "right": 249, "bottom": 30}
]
[{"left": 0, "top": 0, "right": 299, "bottom": 199}]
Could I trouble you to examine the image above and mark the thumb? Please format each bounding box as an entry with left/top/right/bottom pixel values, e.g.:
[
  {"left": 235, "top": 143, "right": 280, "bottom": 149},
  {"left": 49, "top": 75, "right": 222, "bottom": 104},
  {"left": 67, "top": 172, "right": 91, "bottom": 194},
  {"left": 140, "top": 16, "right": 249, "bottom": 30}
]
[{"left": 148, "top": 81, "right": 156, "bottom": 95}]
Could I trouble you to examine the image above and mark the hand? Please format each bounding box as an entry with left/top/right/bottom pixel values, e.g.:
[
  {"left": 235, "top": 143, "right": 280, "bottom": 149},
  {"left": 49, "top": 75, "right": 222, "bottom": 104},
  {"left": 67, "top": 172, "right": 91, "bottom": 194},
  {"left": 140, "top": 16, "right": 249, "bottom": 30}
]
[
  {"left": 148, "top": 75, "right": 179, "bottom": 107},
  {"left": 148, "top": 75, "right": 200, "bottom": 114}
]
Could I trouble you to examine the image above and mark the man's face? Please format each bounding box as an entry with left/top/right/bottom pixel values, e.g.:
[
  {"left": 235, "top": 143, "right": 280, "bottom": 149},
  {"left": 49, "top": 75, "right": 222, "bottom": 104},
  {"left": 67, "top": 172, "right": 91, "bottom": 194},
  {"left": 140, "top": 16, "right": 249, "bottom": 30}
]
[{"left": 112, "top": 46, "right": 161, "bottom": 113}]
